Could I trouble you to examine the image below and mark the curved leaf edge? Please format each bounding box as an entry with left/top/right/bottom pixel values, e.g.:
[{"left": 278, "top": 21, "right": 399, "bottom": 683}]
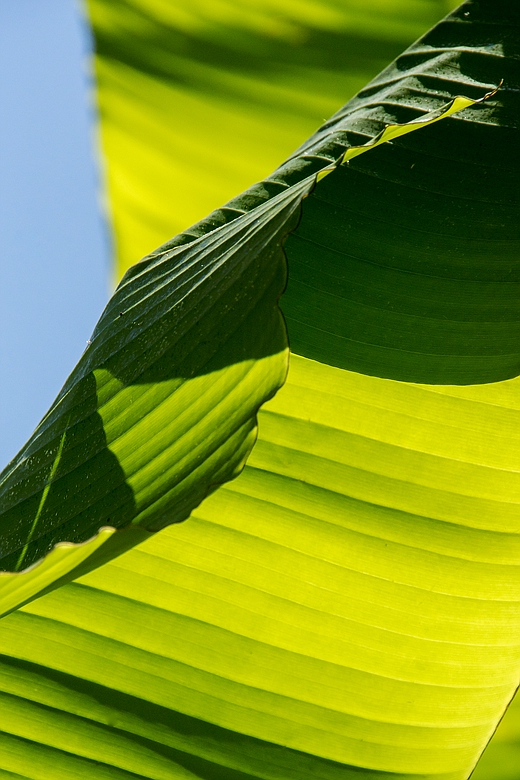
[
  {"left": 0, "top": 84, "right": 499, "bottom": 619},
  {"left": 316, "top": 81, "right": 503, "bottom": 182}
]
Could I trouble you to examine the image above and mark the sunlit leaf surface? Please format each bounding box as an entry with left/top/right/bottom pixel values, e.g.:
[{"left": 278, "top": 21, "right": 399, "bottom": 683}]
[
  {"left": 0, "top": 176, "right": 314, "bottom": 606},
  {"left": 1, "top": 1, "right": 519, "bottom": 779},
  {"left": 86, "top": 0, "right": 457, "bottom": 276}
]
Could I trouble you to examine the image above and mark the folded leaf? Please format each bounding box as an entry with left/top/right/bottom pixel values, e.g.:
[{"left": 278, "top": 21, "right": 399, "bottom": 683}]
[
  {"left": 86, "top": 0, "right": 452, "bottom": 276},
  {"left": 0, "top": 177, "right": 311, "bottom": 608},
  {"left": 0, "top": 78, "right": 498, "bottom": 615},
  {"left": 0, "top": 2, "right": 519, "bottom": 780}
]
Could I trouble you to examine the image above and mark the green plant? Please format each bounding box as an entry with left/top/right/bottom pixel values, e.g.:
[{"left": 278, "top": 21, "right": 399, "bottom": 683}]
[{"left": 0, "top": 1, "right": 519, "bottom": 778}]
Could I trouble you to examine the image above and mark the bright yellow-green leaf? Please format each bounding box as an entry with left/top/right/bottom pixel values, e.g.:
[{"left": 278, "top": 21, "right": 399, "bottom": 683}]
[
  {"left": 86, "top": 0, "right": 458, "bottom": 277},
  {"left": 0, "top": 527, "right": 116, "bottom": 619},
  {"left": 0, "top": 175, "right": 314, "bottom": 607},
  {"left": 0, "top": 81, "right": 496, "bottom": 616},
  {"left": 0, "top": 1, "right": 519, "bottom": 780},
  {"left": 472, "top": 694, "right": 520, "bottom": 780}
]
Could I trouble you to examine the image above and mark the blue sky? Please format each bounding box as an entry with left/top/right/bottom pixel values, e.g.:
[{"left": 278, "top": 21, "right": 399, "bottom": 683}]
[{"left": 0, "top": 1, "right": 108, "bottom": 466}]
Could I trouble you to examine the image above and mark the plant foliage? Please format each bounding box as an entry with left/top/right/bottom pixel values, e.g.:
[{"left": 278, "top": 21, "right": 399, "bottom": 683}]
[{"left": 0, "top": 1, "right": 519, "bottom": 779}]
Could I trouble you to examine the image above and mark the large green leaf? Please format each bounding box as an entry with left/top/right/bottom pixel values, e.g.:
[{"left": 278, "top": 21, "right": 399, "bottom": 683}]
[
  {"left": 0, "top": 86, "right": 487, "bottom": 616},
  {"left": 1, "top": 1, "right": 519, "bottom": 779},
  {"left": 85, "top": 0, "right": 458, "bottom": 277},
  {"left": 3, "top": 349, "right": 520, "bottom": 778},
  {"left": 0, "top": 84, "right": 496, "bottom": 615},
  {"left": 0, "top": 174, "right": 316, "bottom": 610}
]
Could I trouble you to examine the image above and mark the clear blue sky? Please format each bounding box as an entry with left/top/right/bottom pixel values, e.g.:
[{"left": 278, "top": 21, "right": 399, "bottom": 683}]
[{"left": 0, "top": 1, "right": 108, "bottom": 466}]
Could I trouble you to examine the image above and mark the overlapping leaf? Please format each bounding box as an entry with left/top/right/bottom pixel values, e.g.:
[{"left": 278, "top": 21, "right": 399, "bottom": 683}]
[
  {"left": 0, "top": 174, "right": 315, "bottom": 611},
  {"left": 86, "top": 0, "right": 457, "bottom": 277},
  {"left": 0, "top": 2, "right": 519, "bottom": 780},
  {"left": 0, "top": 82, "right": 496, "bottom": 615}
]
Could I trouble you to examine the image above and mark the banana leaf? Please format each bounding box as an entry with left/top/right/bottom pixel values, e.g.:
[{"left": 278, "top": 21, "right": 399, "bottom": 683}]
[{"left": 0, "top": 1, "right": 519, "bottom": 779}]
